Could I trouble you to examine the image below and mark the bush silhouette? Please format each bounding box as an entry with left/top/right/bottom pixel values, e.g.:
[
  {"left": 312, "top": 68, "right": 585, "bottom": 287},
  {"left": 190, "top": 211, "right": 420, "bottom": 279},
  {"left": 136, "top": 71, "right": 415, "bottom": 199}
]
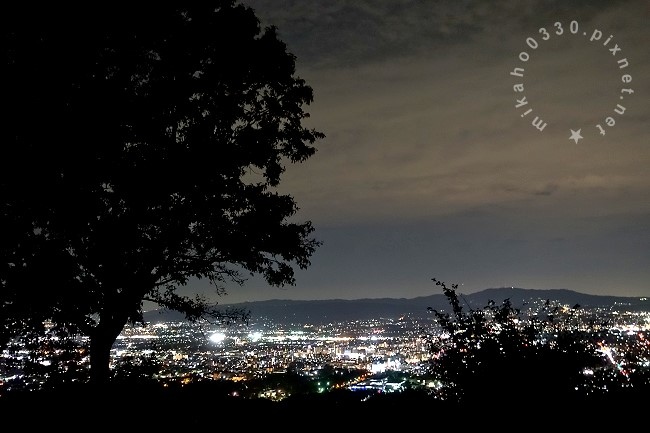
[{"left": 426, "top": 278, "right": 607, "bottom": 410}]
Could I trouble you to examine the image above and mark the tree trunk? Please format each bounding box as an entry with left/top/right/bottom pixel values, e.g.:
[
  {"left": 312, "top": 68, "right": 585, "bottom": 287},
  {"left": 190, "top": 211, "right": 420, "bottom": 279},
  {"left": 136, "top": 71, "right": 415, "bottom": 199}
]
[{"left": 89, "top": 314, "right": 129, "bottom": 386}]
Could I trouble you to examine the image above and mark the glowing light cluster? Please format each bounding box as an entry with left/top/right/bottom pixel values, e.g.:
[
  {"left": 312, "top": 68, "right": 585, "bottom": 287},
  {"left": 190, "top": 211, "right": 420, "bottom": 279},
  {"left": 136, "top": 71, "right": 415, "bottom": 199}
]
[{"left": 209, "top": 332, "right": 226, "bottom": 343}]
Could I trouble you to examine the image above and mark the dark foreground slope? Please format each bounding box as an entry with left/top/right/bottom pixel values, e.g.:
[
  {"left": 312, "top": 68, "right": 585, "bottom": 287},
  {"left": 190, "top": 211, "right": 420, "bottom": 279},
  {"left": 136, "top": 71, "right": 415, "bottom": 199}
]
[{"left": 1, "top": 381, "right": 646, "bottom": 428}]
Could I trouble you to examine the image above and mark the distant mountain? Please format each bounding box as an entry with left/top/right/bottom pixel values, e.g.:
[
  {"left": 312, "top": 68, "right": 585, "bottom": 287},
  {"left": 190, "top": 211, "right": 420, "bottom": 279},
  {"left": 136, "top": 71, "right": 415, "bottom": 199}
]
[{"left": 143, "top": 287, "right": 650, "bottom": 325}]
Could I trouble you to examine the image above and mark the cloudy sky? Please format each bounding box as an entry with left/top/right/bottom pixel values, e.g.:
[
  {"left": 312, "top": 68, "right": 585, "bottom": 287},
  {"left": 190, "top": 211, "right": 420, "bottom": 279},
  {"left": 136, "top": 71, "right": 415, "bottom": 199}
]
[{"left": 193, "top": 0, "right": 649, "bottom": 304}]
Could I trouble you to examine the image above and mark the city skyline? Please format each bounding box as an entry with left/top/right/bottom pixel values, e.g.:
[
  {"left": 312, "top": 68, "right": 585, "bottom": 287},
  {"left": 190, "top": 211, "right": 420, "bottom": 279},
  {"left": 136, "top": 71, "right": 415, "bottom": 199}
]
[{"left": 182, "top": 0, "right": 650, "bottom": 305}]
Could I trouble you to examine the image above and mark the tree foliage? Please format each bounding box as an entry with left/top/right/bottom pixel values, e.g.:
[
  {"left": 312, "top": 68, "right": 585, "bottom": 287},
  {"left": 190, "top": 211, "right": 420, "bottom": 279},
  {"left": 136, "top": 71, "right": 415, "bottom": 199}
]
[
  {"left": 426, "top": 278, "right": 606, "bottom": 408},
  {"left": 1, "top": 1, "right": 324, "bottom": 385}
]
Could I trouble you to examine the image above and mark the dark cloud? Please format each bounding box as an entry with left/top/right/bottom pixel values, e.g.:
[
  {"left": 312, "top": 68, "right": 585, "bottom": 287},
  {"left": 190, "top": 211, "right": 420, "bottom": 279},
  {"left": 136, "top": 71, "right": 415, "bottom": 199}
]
[{"left": 245, "top": 0, "right": 633, "bottom": 67}]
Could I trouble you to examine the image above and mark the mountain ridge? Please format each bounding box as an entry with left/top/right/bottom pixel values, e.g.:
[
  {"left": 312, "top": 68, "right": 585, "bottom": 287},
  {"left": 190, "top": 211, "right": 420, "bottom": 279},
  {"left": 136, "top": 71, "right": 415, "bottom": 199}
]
[{"left": 144, "top": 287, "right": 649, "bottom": 324}]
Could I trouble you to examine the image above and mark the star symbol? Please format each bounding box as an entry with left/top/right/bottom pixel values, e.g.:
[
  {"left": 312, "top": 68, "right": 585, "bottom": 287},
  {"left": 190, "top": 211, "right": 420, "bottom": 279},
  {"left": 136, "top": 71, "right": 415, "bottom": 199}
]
[{"left": 569, "top": 129, "right": 583, "bottom": 144}]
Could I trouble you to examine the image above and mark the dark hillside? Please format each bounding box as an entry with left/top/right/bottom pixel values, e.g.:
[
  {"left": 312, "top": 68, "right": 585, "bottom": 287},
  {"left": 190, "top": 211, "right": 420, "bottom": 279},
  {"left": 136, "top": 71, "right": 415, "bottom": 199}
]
[{"left": 144, "top": 287, "right": 650, "bottom": 324}]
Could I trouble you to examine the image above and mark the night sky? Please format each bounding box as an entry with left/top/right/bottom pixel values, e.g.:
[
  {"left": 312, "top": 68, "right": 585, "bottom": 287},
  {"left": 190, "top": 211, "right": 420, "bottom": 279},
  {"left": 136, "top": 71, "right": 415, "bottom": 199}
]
[{"left": 188, "top": 0, "right": 649, "bottom": 304}]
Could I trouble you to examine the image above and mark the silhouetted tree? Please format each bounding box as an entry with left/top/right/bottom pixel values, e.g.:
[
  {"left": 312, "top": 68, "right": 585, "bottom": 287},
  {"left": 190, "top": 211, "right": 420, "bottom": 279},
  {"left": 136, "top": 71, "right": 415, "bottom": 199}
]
[
  {"left": 1, "top": 1, "right": 324, "bottom": 385},
  {"left": 426, "top": 278, "right": 605, "bottom": 408}
]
